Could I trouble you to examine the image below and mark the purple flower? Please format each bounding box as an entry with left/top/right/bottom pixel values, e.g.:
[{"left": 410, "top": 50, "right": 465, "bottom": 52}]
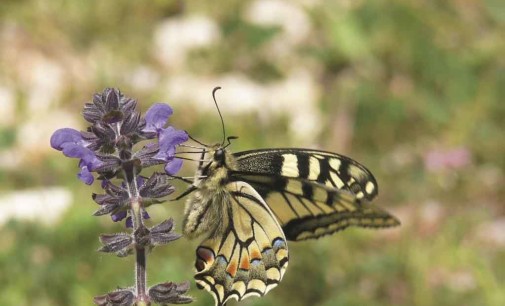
[
  {"left": 156, "top": 127, "right": 188, "bottom": 159},
  {"left": 50, "top": 128, "right": 87, "bottom": 149},
  {"left": 112, "top": 210, "right": 128, "bottom": 222},
  {"left": 50, "top": 128, "right": 102, "bottom": 184},
  {"left": 143, "top": 103, "right": 174, "bottom": 136},
  {"left": 78, "top": 161, "right": 94, "bottom": 185},
  {"left": 138, "top": 103, "right": 188, "bottom": 175},
  {"left": 165, "top": 158, "right": 183, "bottom": 175},
  {"left": 154, "top": 127, "right": 188, "bottom": 175}
]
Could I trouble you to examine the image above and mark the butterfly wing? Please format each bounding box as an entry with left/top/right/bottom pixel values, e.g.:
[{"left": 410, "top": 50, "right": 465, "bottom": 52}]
[
  {"left": 232, "top": 149, "right": 400, "bottom": 241},
  {"left": 234, "top": 148, "right": 379, "bottom": 200},
  {"left": 194, "top": 181, "right": 289, "bottom": 306}
]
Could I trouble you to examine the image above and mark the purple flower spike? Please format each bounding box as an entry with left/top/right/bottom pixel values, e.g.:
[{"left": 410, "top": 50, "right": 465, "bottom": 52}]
[
  {"left": 53, "top": 88, "right": 194, "bottom": 305},
  {"left": 143, "top": 103, "right": 174, "bottom": 135},
  {"left": 51, "top": 88, "right": 187, "bottom": 228}
]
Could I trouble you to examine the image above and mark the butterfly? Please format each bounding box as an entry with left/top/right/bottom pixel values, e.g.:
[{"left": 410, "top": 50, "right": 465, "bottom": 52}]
[{"left": 175, "top": 88, "right": 400, "bottom": 306}]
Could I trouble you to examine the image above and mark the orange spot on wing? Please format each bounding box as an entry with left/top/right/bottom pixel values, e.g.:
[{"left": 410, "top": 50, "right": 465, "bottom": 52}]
[
  {"left": 240, "top": 254, "right": 250, "bottom": 270},
  {"left": 250, "top": 248, "right": 262, "bottom": 260},
  {"left": 226, "top": 261, "right": 238, "bottom": 277}
]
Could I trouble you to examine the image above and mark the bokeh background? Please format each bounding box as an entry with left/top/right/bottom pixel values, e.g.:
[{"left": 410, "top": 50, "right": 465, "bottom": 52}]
[{"left": 0, "top": 0, "right": 504, "bottom": 305}]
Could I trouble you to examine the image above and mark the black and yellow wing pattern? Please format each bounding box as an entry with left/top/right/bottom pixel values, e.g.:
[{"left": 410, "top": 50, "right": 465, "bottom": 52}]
[{"left": 231, "top": 149, "right": 400, "bottom": 241}]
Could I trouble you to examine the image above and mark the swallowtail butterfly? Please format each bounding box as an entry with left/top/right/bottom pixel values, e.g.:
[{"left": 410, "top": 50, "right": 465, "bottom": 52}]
[{"left": 177, "top": 88, "right": 400, "bottom": 306}]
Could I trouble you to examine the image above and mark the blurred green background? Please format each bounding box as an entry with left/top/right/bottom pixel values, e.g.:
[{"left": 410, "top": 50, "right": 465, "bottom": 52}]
[{"left": 0, "top": 0, "right": 504, "bottom": 305}]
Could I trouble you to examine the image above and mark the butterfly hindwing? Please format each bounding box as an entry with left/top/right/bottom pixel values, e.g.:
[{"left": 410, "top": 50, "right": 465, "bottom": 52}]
[{"left": 194, "top": 181, "right": 288, "bottom": 306}]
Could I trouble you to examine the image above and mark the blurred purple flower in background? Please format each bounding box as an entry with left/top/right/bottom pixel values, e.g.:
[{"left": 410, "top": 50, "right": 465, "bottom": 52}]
[{"left": 424, "top": 147, "right": 472, "bottom": 172}]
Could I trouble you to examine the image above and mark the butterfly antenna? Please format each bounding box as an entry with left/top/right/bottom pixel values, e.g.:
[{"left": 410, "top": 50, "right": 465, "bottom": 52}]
[
  {"left": 224, "top": 136, "right": 238, "bottom": 148},
  {"left": 212, "top": 86, "right": 227, "bottom": 146},
  {"left": 187, "top": 133, "right": 209, "bottom": 147}
]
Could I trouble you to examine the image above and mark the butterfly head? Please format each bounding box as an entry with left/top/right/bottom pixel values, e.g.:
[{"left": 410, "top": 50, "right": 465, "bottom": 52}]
[
  {"left": 212, "top": 145, "right": 226, "bottom": 166},
  {"left": 207, "top": 134, "right": 239, "bottom": 167},
  {"left": 206, "top": 144, "right": 237, "bottom": 171}
]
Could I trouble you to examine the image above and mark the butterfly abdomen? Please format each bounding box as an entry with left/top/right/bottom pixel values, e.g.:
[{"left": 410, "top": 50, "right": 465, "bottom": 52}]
[{"left": 183, "top": 149, "right": 239, "bottom": 240}]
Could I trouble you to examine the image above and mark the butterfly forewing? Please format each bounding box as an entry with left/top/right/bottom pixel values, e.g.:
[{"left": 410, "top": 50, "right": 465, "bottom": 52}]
[
  {"left": 194, "top": 181, "right": 288, "bottom": 306},
  {"left": 234, "top": 148, "right": 379, "bottom": 201},
  {"left": 232, "top": 149, "right": 399, "bottom": 241}
]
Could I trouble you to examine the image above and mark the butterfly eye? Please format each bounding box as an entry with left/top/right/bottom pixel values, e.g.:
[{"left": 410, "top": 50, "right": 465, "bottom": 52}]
[{"left": 214, "top": 148, "right": 225, "bottom": 163}]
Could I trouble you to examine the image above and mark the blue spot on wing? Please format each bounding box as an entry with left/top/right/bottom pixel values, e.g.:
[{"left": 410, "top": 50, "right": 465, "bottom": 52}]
[{"left": 272, "top": 238, "right": 287, "bottom": 249}]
